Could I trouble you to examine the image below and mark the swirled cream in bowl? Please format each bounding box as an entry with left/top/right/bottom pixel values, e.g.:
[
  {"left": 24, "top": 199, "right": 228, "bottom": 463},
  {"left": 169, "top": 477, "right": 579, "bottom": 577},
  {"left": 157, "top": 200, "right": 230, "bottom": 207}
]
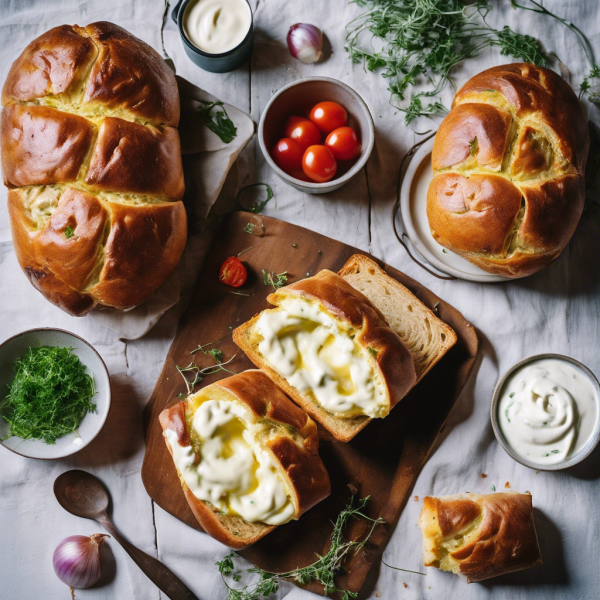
[{"left": 491, "top": 354, "right": 600, "bottom": 470}]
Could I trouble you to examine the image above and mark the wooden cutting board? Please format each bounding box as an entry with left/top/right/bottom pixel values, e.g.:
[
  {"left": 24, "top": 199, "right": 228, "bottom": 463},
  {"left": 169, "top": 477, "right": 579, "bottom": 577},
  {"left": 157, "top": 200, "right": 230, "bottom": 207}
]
[{"left": 142, "top": 211, "right": 478, "bottom": 597}]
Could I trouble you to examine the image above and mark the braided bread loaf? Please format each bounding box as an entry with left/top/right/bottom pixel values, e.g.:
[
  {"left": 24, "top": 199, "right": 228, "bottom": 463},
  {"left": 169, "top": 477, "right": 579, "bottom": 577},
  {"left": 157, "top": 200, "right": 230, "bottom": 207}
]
[
  {"left": 1, "top": 22, "right": 186, "bottom": 315},
  {"left": 427, "top": 64, "right": 588, "bottom": 278}
]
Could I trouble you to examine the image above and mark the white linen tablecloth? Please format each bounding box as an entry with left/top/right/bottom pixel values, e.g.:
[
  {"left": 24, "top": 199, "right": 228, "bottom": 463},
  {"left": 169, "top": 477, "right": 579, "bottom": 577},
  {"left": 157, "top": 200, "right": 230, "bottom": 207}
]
[{"left": 1, "top": 1, "right": 599, "bottom": 599}]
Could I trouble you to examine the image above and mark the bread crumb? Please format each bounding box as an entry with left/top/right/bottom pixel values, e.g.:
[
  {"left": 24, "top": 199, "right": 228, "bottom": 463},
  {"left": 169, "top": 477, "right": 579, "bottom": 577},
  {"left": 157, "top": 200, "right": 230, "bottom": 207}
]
[
  {"left": 414, "top": 495, "right": 419, "bottom": 502},
  {"left": 375, "top": 593, "right": 381, "bottom": 598},
  {"left": 403, "top": 582, "right": 408, "bottom": 588},
  {"left": 505, "top": 481, "right": 510, "bottom": 488},
  {"left": 481, "top": 473, "right": 487, "bottom": 478}
]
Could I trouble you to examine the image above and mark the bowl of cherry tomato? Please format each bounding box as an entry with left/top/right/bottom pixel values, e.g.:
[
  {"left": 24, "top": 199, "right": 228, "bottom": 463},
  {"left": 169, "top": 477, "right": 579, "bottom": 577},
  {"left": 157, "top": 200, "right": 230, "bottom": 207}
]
[{"left": 258, "top": 77, "right": 374, "bottom": 194}]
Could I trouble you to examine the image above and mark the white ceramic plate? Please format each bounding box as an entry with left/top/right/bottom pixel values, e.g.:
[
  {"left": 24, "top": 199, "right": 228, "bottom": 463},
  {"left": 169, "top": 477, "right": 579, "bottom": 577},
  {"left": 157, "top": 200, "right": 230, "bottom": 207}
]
[
  {"left": 399, "top": 137, "right": 508, "bottom": 283},
  {"left": 0, "top": 329, "right": 111, "bottom": 459}
]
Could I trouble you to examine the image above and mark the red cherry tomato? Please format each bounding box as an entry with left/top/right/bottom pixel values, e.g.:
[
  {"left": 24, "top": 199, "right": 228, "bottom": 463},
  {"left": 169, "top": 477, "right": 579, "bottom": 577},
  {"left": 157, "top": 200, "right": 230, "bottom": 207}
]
[
  {"left": 302, "top": 145, "right": 337, "bottom": 183},
  {"left": 219, "top": 256, "right": 247, "bottom": 288},
  {"left": 309, "top": 101, "right": 348, "bottom": 134},
  {"left": 271, "top": 138, "right": 304, "bottom": 174},
  {"left": 325, "top": 127, "right": 362, "bottom": 161},
  {"left": 283, "top": 116, "right": 321, "bottom": 150}
]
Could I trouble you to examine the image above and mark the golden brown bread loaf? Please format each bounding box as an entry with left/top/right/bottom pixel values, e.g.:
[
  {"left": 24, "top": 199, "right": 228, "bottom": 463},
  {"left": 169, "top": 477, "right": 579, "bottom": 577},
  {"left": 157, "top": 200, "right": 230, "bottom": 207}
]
[
  {"left": 159, "top": 370, "right": 331, "bottom": 549},
  {"left": 234, "top": 270, "right": 417, "bottom": 442},
  {"left": 427, "top": 63, "right": 589, "bottom": 278},
  {"left": 1, "top": 22, "right": 186, "bottom": 315},
  {"left": 419, "top": 492, "right": 542, "bottom": 582}
]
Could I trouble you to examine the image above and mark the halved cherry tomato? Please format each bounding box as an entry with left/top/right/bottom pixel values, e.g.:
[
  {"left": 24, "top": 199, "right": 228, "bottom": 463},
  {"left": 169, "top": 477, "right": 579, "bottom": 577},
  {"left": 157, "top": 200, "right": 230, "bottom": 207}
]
[
  {"left": 271, "top": 138, "right": 304, "bottom": 174},
  {"left": 309, "top": 101, "right": 348, "bottom": 134},
  {"left": 302, "top": 145, "right": 337, "bottom": 183},
  {"left": 283, "top": 116, "right": 321, "bottom": 149},
  {"left": 325, "top": 126, "right": 361, "bottom": 161},
  {"left": 220, "top": 256, "right": 247, "bottom": 287}
]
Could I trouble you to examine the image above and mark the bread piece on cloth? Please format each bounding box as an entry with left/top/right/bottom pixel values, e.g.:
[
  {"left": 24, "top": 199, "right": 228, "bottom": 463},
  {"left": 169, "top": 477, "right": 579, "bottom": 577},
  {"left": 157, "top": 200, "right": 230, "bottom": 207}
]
[
  {"left": 1, "top": 22, "right": 186, "bottom": 315},
  {"left": 419, "top": 492, "right": 543, "bottom": 582},
  {"left": 338, "top": 254, "right": 457, "bottom": 382},
  {"left": 159, "top": 370, "right": 331, "bottom": 549},
  {"left": 427, "top": 63, "right": 589, "bottom": 278},
  {"left": 234, "top": 270, "right": 417, "bottom": 442}
]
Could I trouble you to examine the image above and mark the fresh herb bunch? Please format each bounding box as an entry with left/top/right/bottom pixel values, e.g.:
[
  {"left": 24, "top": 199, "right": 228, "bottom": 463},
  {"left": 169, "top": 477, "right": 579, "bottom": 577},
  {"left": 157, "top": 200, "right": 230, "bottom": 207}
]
[
  {"left": 216, "top": 495, "right": 385, "bottom": 600},
  {"left": 198, "top": 100, "right": 238, "bottom": 143},
  {"left": 345, "top": 0, "right": 547, "bottom": 123},
  {"left": 0, "top": 346, "right": 96, "bottom": 444}
]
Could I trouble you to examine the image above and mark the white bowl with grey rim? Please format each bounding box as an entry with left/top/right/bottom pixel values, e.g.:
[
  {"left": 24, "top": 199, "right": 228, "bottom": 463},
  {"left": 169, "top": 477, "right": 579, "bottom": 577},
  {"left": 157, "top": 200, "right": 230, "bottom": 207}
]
[
  {"left": 490, "top": 353, "right": 600, "bottom": 471},
  {"left": 258, "top": 77, "right": 375, "bottom": 194},
  {"left": 0, "top": 328, "right": 111, "bottom": 460}
]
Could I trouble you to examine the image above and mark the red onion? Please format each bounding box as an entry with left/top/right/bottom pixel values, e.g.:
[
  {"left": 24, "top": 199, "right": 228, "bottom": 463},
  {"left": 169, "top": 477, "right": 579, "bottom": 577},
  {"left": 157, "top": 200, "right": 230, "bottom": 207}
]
[
  {"left": 53, "top": 534, "right": 109, "bottom": 589},
  {"left": 287, "top": 24, "right": 323, "bottom": 64}
]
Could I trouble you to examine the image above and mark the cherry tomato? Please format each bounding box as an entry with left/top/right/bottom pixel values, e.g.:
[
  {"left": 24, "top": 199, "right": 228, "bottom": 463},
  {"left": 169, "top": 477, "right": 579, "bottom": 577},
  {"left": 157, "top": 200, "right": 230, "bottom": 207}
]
[
  {"left": 302, "top": 145, "right": 337, "bottom": 183},
  {"left": 220, "top": 256, "right": 247, "bottom": 288},
  {"left": 271, "top": 138, "right": 304, "bottom": 174},
  {"left": 309, "top": 101, "right": 348, "bottom": 134},
  {"left": 283, "top": 116, "right": 321, "bottom": 150},
  {"left": 325, "top": 127, "right": 362, "bottom": 161}
]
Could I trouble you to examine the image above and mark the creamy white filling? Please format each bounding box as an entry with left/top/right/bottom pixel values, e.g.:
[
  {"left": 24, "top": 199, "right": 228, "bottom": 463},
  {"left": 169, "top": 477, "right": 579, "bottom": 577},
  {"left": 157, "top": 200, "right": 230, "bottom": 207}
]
[
  {"left": 165, "top": 398, "right": 294, "bottom": 525},
  {"left": 255, "top": 297, "right": 386, "bottom": 418},
  {"left": 498, "top": 358, "right": 599, "bottom": 465}
]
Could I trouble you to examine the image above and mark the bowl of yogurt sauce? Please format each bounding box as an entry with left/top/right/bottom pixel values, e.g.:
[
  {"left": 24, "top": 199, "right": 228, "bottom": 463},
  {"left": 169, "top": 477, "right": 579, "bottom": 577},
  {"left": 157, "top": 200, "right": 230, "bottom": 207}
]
[
  {"left": 491, "top": 354, "right": 600, "bottom": 471},
  {"left": 172, "top": 0, "right": 253, "bottom": 73}
]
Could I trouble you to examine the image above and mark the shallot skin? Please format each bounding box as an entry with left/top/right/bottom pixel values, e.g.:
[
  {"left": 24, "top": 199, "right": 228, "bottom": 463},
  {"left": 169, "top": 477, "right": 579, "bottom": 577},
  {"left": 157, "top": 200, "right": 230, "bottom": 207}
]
[
  {"left": 287, "top": 23, "right": 323, "bottom": 64},
  {"left": 53, "top": 533, "right": 109, "bottom": 589}
]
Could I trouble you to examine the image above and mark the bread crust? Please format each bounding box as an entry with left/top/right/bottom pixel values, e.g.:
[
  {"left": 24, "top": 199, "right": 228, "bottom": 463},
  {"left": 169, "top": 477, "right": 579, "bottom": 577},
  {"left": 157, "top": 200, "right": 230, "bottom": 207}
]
[
  {"left": 158, "top": 370, "right": 331, "bottom": 549},
  {"left": 1, "top": 22, "right": 186, "bottom": 315},
  {"left": 234, "top": 270, "right": 417, "bottom": 442},
  {"left": 419, "top": 492, "right": 542, "bottom": 582},
  {"left": 427, "top": 63, "right": 589, "bottom": 278}
]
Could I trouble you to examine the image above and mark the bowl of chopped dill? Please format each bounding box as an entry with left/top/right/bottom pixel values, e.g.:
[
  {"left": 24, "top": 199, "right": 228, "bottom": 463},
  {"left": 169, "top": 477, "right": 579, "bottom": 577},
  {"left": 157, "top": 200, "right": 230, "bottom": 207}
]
[{"left": 0, "top": 328, "right": 111, "bottom": 459}]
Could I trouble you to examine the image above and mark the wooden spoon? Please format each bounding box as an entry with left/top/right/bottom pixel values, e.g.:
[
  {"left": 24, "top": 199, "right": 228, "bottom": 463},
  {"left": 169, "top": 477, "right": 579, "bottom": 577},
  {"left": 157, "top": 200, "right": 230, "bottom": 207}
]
[{"left": 54, "top": 469, "right": 199, "bottom": 600}]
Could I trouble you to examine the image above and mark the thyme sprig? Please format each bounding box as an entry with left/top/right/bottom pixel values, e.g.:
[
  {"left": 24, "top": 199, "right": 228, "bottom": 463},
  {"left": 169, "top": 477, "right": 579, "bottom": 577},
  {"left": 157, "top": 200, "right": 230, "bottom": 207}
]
[
  {"left": 176, "top": 354, "right": 237, "bottom": 395},
  {"left": 198, "top": 100, "right": 237, "bottom": 144},
  {"left": 345, "top": 0, "right": 547, "bottom": 124},
  {"left": 263, "top": 270, "right": 288, "bottom": 291},
  {"left": 216, "top": 496, "right": 385, "bottom": 600}
]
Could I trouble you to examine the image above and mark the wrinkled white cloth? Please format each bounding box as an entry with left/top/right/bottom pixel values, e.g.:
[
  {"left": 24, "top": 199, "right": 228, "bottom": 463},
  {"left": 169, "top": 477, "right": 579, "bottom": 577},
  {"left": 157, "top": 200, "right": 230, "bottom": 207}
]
[{"left": 1, "top": 1, "right": 600, "bottom": 600}]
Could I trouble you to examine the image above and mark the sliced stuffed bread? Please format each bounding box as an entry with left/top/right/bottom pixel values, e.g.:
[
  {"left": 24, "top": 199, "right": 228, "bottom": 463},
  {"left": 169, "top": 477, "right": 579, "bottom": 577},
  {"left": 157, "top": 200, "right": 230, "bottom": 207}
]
[
  {"left": 233, "top": 270, "right": 417, "bottom": 442},
  {"left": 159, "top": 370, "right": 331, "bottom": 549},
  {"left": 338, "top": 254, "right": 457, "bottom": 382}
]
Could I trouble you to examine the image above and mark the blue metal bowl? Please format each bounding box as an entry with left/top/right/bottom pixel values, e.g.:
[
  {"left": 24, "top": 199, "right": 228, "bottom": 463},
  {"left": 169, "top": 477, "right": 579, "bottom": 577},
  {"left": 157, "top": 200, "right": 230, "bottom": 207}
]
[{"left": 172, "top": 0, "right": 254, "bottom": 73}]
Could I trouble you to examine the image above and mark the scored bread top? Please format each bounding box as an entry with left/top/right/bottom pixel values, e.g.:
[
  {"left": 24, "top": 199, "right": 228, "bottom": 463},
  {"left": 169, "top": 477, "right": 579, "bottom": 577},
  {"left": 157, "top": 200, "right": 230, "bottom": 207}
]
[
  {"left": 419, "top": 492, "right": 542, "bottom": 583},
  {"left": 267, "top": 269, "right": 417, "bottom": 413},
  {"left": 159, "top": 370, "right": 331, "bottom": 548},
  {"left": 1, "top": 22, "right": 186, "bottom": 316}
]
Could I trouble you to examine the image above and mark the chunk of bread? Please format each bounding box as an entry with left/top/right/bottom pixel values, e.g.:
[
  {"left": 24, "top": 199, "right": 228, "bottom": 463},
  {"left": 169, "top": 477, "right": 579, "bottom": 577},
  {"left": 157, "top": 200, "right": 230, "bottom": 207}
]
[
  {"left": 159, "top": 370, "right": 331, "bottom": 549},
  {"left": 233, "top": 270, "right": 417, "bottom": 442},
  {"left": 338, "top": 254, "right": 457, "bottom": 382}
]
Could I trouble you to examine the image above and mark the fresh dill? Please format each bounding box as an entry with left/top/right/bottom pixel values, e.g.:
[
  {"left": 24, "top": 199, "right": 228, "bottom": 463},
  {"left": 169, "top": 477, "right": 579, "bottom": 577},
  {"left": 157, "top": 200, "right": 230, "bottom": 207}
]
[
  {"left": 0, "top": 346, "right": 96, "bottom": 444},
  {"left": 64, "top": 226, "right": 74, "bottom": 239},
  {"left": 197, "top": 100, "right": 237, "bottom": 144},
  {"left": 345, "top": 0, "right": 547, "bottom": 123},
  {"left": 176, "top": 354, "right": 237, "bottom": 395},
  {"left": 216, "top": 496, "right": 385, "bottom": 600},
  {"left": 263, "top": 270, "right": 288, "bottom": 291}
]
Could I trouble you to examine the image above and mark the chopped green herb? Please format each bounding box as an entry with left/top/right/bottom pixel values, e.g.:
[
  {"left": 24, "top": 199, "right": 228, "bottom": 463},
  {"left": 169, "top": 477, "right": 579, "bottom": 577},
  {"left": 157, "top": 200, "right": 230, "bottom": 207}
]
[
  {"left": 509, "top": 392, "right": 515, "bottom": 398},
  {"left": 318, "top": 250, "right": 323, "bottom": 255},
  {"left": 0, "top": 346, "right": 96, "bottom": 444},
  {"left": 580, "top": 64, "right": 600, "bottom": 103},
  {"left": 197, "top": 100, "right": 237, "bottom": 144},
  {"left": 545, "top": 449, "right": 560, "bottom": 456},
  {"left": 305, "top": 272, "right": 310, "bottom": 277},
  {"left": 263, "top": 270, "right": 288, "bottom": 291},
  {"left": 216, "top": 495, "right": 384, "bottom": 600},
  {"left": 177, "top": 392, "right": 186, "bottom": 400},
  {"left": 292, "top": 243, "right": 298, "bottom": 248},
  {"left": 236, "top": 183, "right": 274, "bottom": 214},
  {"left": 469, "top": 137, "right": 479, "bottom": 156},
  {"left": 492, "top": 485, "right": 496, "bottom": 491},
  {"left": 367, "top": 347, "right": 378, "bottom": 357},
  {"left": 442, "top": 249, "right": 448, "bottom": 254},
  {"left": 64, "top": 226, "right": 75, "bottom": 239},
  {"left": 243, "top": 223, "right": 254, "bottom": 235},
  {"left": 208, "top": 348, "right": 223, "bottom": 364}
]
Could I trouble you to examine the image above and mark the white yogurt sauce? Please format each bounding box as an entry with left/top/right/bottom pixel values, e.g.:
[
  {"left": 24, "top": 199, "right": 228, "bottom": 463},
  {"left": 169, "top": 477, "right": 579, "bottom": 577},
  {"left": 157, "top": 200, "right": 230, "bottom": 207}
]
[
  {"left": 498, "top": 358, "right": 599, "bottom": 465},
  {"left": 183, "top": 0, "right": 251, "bottom": 54},
  {"left": 255, "top": 298, "right": 386, "bottom": 418},
  {"left": 164, "top": 398, "right": 294, "bottom": 525}
]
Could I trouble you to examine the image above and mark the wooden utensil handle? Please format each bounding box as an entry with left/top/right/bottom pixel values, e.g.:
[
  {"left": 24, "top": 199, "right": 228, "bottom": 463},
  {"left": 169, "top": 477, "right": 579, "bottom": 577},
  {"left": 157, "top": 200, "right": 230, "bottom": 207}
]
[{"left": 99, "top": 516, "right": 199, "bottom": 600}]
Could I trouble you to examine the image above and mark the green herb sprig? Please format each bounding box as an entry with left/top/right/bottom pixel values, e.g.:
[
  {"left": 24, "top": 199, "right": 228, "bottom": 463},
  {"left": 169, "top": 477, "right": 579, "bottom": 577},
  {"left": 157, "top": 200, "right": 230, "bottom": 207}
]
[
  {"left": 176, "top": 353, "right": 237, "bottom": 395},
  {"left": 198, "top": 100, "right": 237, "bottom": 144},
  {"left": 263, "top": 270, "right": 288, "bottom": 291},
  {"left": 216, "top": 496, "right": 385, "bottom": 600},
  {"left": 0, "top": 346, "right": 96, "bottom": 444}
]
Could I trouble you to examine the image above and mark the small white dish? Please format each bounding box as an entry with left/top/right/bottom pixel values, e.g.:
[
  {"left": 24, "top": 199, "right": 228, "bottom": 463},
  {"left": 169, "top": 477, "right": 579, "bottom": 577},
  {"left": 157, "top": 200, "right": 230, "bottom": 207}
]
[
  {"left": 399, "top": 137, "right": 508, "bottom": 283},
  {"left": 491, "top": 353, "right": 600, "bottom": 471},
  {"left": 0, "top": 328, "right": 111, "bottom": 460}
]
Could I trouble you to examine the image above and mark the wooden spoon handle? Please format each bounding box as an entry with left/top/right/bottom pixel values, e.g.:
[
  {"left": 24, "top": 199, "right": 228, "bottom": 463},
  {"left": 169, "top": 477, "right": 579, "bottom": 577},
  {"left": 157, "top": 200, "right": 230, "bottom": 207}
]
[{"left": 99, "top": 516, "right": 199, "bottom": 600}]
